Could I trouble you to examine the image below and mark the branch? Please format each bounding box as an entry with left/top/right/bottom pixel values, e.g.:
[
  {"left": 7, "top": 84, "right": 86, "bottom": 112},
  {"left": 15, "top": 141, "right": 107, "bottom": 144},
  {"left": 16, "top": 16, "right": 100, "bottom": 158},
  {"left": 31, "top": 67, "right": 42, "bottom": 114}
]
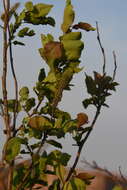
[
  {"left": 8, "top": 27, "right": 19, "bottom": 135},
  {"left": 96, "top": 22, "right": 106, "bottom": 75},
  {"left": 2, "top": 0, "right": 11, "bottom": 139},
  {"left": 30, "top": 99, "right": 43, "bottom": 117},
  {"left": 112, "top": 51, "right": 117, "bottom": 81},
  {"left": 65, "top": 106, "right": 101, "bottom": 183},
  {"left": 36, "top": 131, "right": 48, "bottom": 155}
]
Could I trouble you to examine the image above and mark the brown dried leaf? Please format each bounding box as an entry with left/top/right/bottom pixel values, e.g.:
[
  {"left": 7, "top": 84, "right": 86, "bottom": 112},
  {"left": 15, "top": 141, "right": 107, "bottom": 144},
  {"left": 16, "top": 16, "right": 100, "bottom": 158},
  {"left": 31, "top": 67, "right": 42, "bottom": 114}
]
[
  {"left": 77, "top": 113, "right": 89, "bottom": 127},
  {"left": 73, "top": 22, "right": 96, "bottom": 32},
  {"left": 43, "top": 41, "right": 64, "bottom": 61}
]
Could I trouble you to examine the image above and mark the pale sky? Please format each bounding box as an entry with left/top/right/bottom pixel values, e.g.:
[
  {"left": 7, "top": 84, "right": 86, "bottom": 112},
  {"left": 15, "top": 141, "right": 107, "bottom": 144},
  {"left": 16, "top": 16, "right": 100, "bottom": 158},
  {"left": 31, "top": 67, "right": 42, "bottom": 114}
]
[{"left": 0, "top": 0, "right": 127, "bottom": 174}]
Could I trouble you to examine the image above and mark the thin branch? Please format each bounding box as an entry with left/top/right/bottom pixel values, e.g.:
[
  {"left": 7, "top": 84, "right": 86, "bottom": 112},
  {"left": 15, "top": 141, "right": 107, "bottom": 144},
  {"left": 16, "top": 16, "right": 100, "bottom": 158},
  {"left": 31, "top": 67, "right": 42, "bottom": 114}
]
[
  {"left": 8, "top": 26, "right": 18, "bottom": 134},
  {"left": 30, "top": 99, "right": 43, "bottom": 117},
  {"left": 65, "top": 106, "right": 101, "bottom": 183},
  {"left": 36, "top": 131, "right": 47, "bottom": 155},
  {"left": 96, "top": 21, "right": 106, "bottom": 75},
  {"left": 22, "top": 105, "right": 31, "bottom": 117},
  {"left": 112, "top": 51, "right": 117, "bottom": 81},
  {"left": 2, "top": 0, "right": 11, "bottom": 139},
  {"left": 118, "top": 166, "right": 127, "bottom": 184},
  {"left": 13, "top": 124, "right": 24, "bottom": 136}
]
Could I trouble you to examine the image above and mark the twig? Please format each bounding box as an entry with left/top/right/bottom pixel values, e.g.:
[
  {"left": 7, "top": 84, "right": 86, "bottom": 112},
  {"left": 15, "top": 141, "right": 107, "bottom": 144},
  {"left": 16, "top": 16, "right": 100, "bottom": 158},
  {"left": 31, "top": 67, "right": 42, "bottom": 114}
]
[
  {"left": 36, "top": 131, "right": 47, "bottom": 155},
  {"left": 118, "top": 166, "right": 127, "bottom": 184},
  {"left": 30, "top": 99, "right": 43, "bottom": 117},
  {"left": 112, "top": 51, "right": 117, "bottom": 81},
  {"left": 96, "top": 21, "right": 106, "bottom": 75},
  {"left": 22, "top": 105, "right": 31, "bottom": 117}
]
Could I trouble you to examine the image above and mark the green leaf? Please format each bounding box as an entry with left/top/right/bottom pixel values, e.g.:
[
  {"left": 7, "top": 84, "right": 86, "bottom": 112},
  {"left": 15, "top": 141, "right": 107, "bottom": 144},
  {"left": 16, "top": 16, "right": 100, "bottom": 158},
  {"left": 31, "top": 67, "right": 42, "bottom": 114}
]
[
  {"left": 48, "top": 128, "right": 65, "bottom": 138},
  {"left": 63, "top": 120, "right": 77, "bottom": 133},
  {"left": 46, "top": 140, "right": 62, "bottom": 149},
  {"left": 54, "top": 117, "right": 63, "bottom": 128},
  {"left": 25, "top": 97, "right": 36, "bottom": 112},
  {"left": 17, "top": 10, "right": 26, "bottom": 23},
  {"left": 7, "top": 99, "right": 21, "bottom": 112},
  {"left": 55, "top": 164, "right": 66, "bottom": 184},
  {"left": 39, "top": 157, "right": 47, "bottom": 171},
  {"left": 5, "top": 137, "right": 21, "bottom": 162},
  {"left": 60, "top": 153, "right": 71, "bottom": 166},
  {"left": 43, "top": 17, "right": 55, "bottom": 27},
  {"left": 82, "top": 98, "right": 93, "bottom": 109},
  {"left": 13, "top": 41, "right": 25, "bottom": 46},
  {"left": 60, "top": 32, "right": 81, "bottom": 41},
  {"left": 41, "top": 34, "right": 54, "bottom": 47},
  {"left": 62, "top": 40, "right": 84, "bottom": 61},
  {"left": 18, "top": 27, "right": 29, "bottom": 37},
  {"left": 28, "top": 127, "right": 42, "bottom": 139},
  {"left": 63, "top": 177, "right": 86, "bottom": 190},
  {"left": 38, "top": 68, "right": 46, "bottom": 82},
  {"left": 18, "top": 27, "right": 35, "bottom": 37},
  {"left": 43, "top": 72, "right": 57, "bottom": 83},
  {"left": 48, "top": 150, "right": 71, "bottom": 166},
  {"left": 85, "top": 75, "right": 97, "bottom": 95},
  {"left": 106, "top": 82, "right": 119, "bottom": 91},
  {"left": 23, "top": 2, "right": 54, "bottom": 26},
  {"left": 54, "top": 109, "right": 71, "bottom": 120},
  {"left": 19, "top": 86, "right": 29, "bottom": 101},
  {"left": 27, "top": 29, "right": 35, "bottom": 36},
  {"left": 33, "top": 3, "right": 53, "bottom": 17},
  {"left": 25, "top": 1, "right": 34, "bottom": 11},
  {"left": 61, "top": 0, "right": 75, "bottom": 33}
]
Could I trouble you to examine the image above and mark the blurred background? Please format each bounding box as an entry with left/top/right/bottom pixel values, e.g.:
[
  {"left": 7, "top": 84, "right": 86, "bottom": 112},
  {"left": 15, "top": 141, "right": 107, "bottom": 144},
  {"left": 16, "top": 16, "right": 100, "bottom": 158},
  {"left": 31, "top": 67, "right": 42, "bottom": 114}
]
[{"left": 0, "top": 0, "right": 127, "bottom": 174}]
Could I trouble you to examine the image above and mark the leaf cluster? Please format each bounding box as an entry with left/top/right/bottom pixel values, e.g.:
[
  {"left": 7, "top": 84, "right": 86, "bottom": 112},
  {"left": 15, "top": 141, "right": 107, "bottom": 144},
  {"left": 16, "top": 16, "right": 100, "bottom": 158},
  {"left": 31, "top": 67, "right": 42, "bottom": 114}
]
[{"left": 83, "top": 72, "right": 119, "bottom": 109}]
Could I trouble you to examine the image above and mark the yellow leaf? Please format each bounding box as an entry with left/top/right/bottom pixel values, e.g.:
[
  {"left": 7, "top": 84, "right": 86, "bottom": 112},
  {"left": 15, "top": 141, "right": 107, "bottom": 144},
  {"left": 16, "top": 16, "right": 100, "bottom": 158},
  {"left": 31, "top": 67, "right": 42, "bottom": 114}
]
[
  {"left": 61, "top": 0, "right": 75, "bottom": 33},
  {"left": 28, "top": 116, "right": 52, "bottom": 131}
]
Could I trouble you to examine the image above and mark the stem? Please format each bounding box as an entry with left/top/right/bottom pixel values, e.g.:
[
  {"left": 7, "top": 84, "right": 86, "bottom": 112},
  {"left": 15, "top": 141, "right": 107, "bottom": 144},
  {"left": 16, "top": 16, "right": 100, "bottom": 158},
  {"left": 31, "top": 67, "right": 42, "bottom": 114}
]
[
  {"left": 2, "top": 1, "right": 16, "bottom": 190},
  {"left": 96, "top": 22, "right": 106, "bottom": 75},
  {"left": 30, "top": 99, "right": 42, "bottom": 117},
  {"left": 2, "top": 0, "right": 11, "bottom": 140},
  {"left": 8, "top": 26, "right": 18, "bottom": 135},
  {"left": 65, "top": 106, "right": 101, "bottom": 183},
  {"left": 36, "top": 131, "right": 47, "bottom": 155},
  {"left": 112, "top": 51, "right": 117, "bottom": 81}
]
